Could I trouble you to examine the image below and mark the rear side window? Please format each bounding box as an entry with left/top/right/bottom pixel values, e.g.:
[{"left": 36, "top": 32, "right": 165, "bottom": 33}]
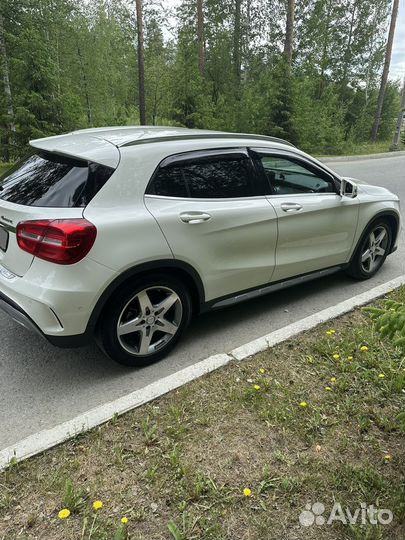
[
  {"left": 0, "top": 152, "right": 115, "bottom": 207},
  {"left": 147, "top": 156, "right": 256, "bottom": 198}
]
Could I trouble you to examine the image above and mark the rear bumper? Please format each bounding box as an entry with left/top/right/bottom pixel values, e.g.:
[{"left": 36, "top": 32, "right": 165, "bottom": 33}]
[
  {"left": 0, "top": 256, "right": 117, "bottom": 344},
  {"left": 0, "top": 291, "right": 43, "bottom": 337},
  {"left": 0, "top": 290, "right": 91, "bottom": 347}
]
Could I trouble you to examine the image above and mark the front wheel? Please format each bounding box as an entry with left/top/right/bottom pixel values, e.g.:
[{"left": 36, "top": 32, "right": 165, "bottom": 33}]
[
  {"left": 346, "top": 221, "right": 392, "bottom": 280},
  {"left": 98, "top": 274, "right": 192, "bottom": 367}
]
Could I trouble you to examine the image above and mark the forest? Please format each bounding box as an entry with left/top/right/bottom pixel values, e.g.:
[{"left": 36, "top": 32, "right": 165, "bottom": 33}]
[{"left": 0, "top": 0, "right": 402, "bottom": 162}]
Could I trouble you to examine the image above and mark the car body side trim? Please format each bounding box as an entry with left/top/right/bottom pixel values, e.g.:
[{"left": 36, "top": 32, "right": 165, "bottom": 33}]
[{"left": 208, "top": 266, "right": 343, "bottom": 310}]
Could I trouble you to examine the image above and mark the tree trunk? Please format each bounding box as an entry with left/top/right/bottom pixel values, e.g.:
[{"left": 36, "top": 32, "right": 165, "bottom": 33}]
[
  {"left": 233, "top": 0, "right": 241, "bottom": 81},
  {"left": 77, "top": 46, "right": 92, "bottom": 125},
  {"left": 0, "top": 11, "right": 15, "bottom": 161},
  {"left": 318, "top": 0, "right": 333, "bottom": 98},
  {"left": 136, "top": 0, "right": 146, "bottom": 125},
  {"left": 341, "top": 0, "right": 357, "bottom": 88},
  {"left": 371, "top": 0, "right": 399, "bottom": 142},
  {"left": 283, "top": 0, "right": 295, "bottom": 65},
  {"left": 197, "top": 0, "right": 205, "bottom": 77},
  {"left": 391, "top": 76, "right": 405, "bottom": 150}
]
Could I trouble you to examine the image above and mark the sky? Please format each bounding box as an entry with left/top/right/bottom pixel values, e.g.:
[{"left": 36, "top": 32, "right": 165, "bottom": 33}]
[
  {"left": 163, "top": 0, "right": 404, "bottom": 82},
  {"left": 391, "top": 0, "right": 405, "bottom": 81}
]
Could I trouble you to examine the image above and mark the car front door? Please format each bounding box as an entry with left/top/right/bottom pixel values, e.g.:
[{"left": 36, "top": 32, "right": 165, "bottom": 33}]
[
  {"left": 250, "top": 149, "right": 360, "bottom": 282},
  {"left": 144, "top": 148, "right": 278, "bottom": 302}
]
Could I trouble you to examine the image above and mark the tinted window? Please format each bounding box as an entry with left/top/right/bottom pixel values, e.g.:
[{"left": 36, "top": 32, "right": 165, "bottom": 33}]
[
  {"left": 0, "top": 152, "right": 115, "bottom": 207},
  {"left": 148, "top": 156, "right": 256, "bottom": 198},
  {"left": 260, "top": 156, "right": 335, "bottom": 194},
  {"left": 148, "top": 165, "right": 188, "bottom": 198}
]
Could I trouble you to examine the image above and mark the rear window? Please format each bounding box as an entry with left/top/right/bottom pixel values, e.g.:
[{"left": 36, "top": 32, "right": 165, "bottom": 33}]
[{"left": 0, "top": 152, "right": 115, "bottom": 207}]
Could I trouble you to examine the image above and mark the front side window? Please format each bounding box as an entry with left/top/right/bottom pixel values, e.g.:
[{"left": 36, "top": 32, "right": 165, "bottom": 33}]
[
  {"left": 148, "top": 155, "right": 256, "bottom": 199},
  {"left": 260, "top": 156, "right": 336, "bottom": 195}
]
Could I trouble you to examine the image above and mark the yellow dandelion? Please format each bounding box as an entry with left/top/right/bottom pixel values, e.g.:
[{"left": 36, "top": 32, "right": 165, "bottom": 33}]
[
  {"left": 333, "top": 354, "right": 340, "bottom": 360},
  {"left": 384, "top": 454, "right": 392, "bottom": 461},
  {"left": 121, "top": 516, "right": 129, "bottom": 524},
  {"left": 378, "top": 373, "right": 385, "bottom": 379},
  {"left": 93, "top": 500, "right": 103, "bottom": 511},
  {"left": 325, "top": 386, "right": 332, "bottom": 391},
  {"left": 299, "top": 401, "right": 308, "bottom": 408},
  {"left": 259, "top": 368, "right": 266, "bottom": 374},
  {"left": 243, "top": 487, "right": 252, "bottom": 497},
  {"left": 330, "top": 377, "right": 337, "bottom": 383},
  {"left": 58, "top": 508, "right": 71, "bottom": 520},
  {"left": 347, "top": 356, "right": 353, "bottom": 361},
  {"left": 360, "top": 346, "right": 369, "bottom": 352},
  {"left": 326, "top": 331, "right": 332, "bottom": 335},
  {"left": 253, "top": 384, "right": 261, "bottom": 390}
]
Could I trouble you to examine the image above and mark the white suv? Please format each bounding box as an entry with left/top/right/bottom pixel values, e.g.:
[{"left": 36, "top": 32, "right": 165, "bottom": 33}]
[{"left": 0, "top": 127, "right": 400, "bottom": 366}]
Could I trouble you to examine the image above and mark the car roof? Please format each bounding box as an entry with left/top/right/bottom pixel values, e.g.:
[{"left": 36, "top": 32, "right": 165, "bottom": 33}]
[
  {"left": 30, "top": 127, "right": 295, "bottom": 168},
  {"left": 30, "top": 126, "right": 340, "bottom": 181},
  {"left": 65, "top": 126, "right": 296, "bottom": 149}
]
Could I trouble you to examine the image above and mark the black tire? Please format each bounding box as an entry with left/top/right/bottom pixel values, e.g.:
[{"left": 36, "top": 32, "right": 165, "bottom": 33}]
[
  {"left": 97, "top": 273, "right": 192, "bottom": 367},
  {"left": 345, "top": 220, "right": 392, "bottom": 280}
]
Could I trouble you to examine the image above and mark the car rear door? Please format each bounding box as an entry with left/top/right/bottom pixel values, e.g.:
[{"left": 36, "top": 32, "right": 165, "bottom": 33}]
[
  {"left": 144, "top": 148, "right": 278, "bottom": 302},
  {"left": 250, "top": 149, "right": 359, "bottom": 282}
]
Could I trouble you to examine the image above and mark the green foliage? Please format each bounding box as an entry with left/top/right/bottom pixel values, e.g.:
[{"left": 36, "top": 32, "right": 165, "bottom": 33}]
[
  {"left": 364, "top": 299, "right": 405, "bottom": 352},
  {"left": 0, "top": 0, "right": 401, "bottom": 161},
  {"left": 62, "top": 478, "right": 86, "bottom": 513}
]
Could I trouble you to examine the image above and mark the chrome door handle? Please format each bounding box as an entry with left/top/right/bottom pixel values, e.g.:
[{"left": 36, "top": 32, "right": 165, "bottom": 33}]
[
  {"left": 180, "top": 212, "right": 212, "bottom": 224},
  {"left": 281, "top": 202, "right": 303, "bottom": 213}
]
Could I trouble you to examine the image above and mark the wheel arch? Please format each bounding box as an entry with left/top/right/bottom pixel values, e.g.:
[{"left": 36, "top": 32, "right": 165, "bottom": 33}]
[
  {"left": 349, "top": 210, "right": 400, "bottom": 263},
  {"left": 86, "top": 260, "right": 205, "bottom": 334}
]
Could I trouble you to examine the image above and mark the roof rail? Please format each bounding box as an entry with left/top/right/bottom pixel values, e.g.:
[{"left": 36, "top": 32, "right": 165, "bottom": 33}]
[{"left": 120, "top": 133, "right": 295, "bottom": 148}]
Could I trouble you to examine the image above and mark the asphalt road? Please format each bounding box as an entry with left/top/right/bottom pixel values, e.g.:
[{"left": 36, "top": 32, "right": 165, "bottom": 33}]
[{"left": 0, "top": 154, "right": 404, "bottom": 450}]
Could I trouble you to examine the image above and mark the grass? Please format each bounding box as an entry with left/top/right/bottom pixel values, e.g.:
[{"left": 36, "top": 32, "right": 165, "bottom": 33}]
[
  {"left": 0, "top": 288, "right": 404, "bottom": 540},
  {"left": 0, "top": 163, "right": 12, "bottom": 176},
  {"left": 317, "top": 139, "right": 404, "bottom": 157}
]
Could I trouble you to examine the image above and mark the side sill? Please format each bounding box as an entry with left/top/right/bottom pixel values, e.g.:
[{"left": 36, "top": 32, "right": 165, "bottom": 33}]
[{"left": 206, "top": 266, "right": 343, "bottom": 310}]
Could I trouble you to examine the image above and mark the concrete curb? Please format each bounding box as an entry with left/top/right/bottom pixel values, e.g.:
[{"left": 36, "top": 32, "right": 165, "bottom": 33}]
[
  {"left": 320, "top": 151, "right": 405, "bottom": 163},
  {"left": 1, "top": 275, "right": 404, "bottom": 471}
]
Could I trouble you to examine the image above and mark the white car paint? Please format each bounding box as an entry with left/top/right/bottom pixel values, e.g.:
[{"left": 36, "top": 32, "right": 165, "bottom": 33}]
[{"left": 0, "top": 127, "right": 401, "bottom": 350}]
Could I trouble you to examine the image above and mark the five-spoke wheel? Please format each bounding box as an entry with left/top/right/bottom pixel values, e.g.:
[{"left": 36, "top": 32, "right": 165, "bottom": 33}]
[
  {"left": 98, "top": 274, "right": 192, "bottom": 366},
  {"left": 360, "top": 225, "right": 389, "bottom": 274},
  {"left": 346, "top": 221, "right": 392, "bottom": 279},
  {"left": 117, "top": 287, "right": 183, "bottom": 356}
]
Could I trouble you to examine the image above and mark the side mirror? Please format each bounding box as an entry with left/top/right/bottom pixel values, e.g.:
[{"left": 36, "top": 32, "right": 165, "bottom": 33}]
[{"left": 340, "top": 178, "right": 358, "bottom": 199}]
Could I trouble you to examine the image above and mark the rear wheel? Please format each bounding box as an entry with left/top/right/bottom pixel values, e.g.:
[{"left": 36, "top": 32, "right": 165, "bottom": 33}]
[
  {"left": 98, "top": 274, "right": 192, "bottom": 367},
  {"left": 346, "top": 221, "right": 391, "bottom": 280}
]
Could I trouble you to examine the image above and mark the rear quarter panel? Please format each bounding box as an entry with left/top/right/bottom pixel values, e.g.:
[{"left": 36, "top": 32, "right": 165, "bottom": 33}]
[{"left": 83, "top": 155, "right": 174, "bottom": 272}]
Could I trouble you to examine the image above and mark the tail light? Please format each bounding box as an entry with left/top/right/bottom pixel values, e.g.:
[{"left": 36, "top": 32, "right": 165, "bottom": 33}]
[{"left": 16, "top": 219, "right": 97, "bottom": 265}]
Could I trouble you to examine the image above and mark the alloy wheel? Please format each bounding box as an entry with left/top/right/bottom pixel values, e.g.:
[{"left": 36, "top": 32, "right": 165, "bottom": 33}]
[
  {"left": 361, "top": 225, "right": 389, "bottom": 274},
  {"left": 117, "top": 286, "right": 183, "bottom": 356}
]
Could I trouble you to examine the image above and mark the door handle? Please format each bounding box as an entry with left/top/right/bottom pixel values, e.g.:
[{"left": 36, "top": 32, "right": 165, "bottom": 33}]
[
  {"left": 180, "top": 212, "right": 212, "bottom": 224},
  {"left": 281, "top": 202, "right": 303, "bottom": 213}
]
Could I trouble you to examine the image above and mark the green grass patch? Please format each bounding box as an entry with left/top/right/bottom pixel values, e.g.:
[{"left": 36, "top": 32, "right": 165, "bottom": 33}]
[
  {"left": 317, "top": 139, "right": 404, "bottom": 157},
  {"left": 0, "top": 163, "right": 12, "bottom": 176},
  {"left": 0, "top": 288, "right": 404, "bottom": 539}
]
